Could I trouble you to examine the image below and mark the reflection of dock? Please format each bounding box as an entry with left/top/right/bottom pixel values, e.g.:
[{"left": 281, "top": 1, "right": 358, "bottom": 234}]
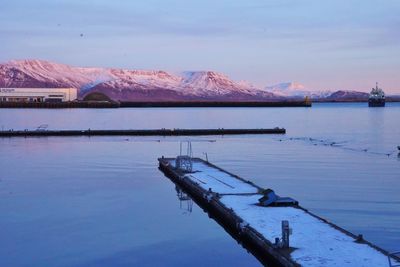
[
  {"left": 158, "top": 157, "right": 400, "bottom": 267},
  {"left": 0, "top": 128, "right": 285, "bottom": 137}
]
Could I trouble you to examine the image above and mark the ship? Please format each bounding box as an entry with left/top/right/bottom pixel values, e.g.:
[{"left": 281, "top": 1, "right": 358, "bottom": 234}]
[{"left": 368, "top": 83, "right": 385, "bottom": 107}]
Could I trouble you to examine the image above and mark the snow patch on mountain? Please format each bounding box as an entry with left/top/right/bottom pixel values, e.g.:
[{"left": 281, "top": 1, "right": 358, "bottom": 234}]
[
  {"left": 4, "top": 59, "right": 114, "bottom": 90},
  {"left": 325, "top": 90, "right": 369, "bottom": 100},
  {"left": 179, "top": 71, "right": 258, "bottom": 96},
  {"left": 264, "top": 82, "right": 332, "bottom": 98}
]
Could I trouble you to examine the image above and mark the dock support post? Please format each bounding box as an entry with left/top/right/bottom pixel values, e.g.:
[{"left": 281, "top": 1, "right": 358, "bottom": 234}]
[{"left": 282, "top": 220, "right": 290, "bottom": 249}]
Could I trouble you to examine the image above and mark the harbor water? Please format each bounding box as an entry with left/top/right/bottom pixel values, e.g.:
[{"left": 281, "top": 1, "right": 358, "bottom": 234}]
[{"left": 0, "top": 102, "right": 399, "bottom": 267}]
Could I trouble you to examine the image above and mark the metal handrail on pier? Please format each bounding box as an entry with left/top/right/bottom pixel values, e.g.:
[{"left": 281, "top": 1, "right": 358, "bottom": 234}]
[{"left": 389, "top": 251, "right": 400, "bottom": 267}]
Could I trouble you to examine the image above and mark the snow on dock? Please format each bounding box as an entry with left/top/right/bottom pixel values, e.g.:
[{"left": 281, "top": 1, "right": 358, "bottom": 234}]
[
  {"left": 168, "top": 160, "right": 259, "bottom": 194},
  {"left": 221, "top": 195, "right": 394, "bottom": 267},
  {"left": 159, "top": 157, "right": 399, "bottom": 267}
]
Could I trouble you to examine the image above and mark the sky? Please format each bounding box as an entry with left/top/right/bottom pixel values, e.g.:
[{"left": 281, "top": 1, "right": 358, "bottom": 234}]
[{"left": 1, "top": 0, "right": 399, "bottom": 93}]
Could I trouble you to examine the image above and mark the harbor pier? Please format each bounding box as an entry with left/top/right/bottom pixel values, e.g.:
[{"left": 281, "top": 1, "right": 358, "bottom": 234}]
[{"left": 158, "top": 157, "right": 400, "bottom": 267}]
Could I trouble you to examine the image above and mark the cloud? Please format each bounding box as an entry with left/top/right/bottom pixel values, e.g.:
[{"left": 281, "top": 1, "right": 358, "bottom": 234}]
[{"left": 1, "top": 0, "right": 399, "bottom": 92}]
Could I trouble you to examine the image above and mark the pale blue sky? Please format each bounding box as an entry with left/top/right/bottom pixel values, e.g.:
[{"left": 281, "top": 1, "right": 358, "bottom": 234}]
[{"left": 1, "top": 0, "right": 399, "bottom": 92}]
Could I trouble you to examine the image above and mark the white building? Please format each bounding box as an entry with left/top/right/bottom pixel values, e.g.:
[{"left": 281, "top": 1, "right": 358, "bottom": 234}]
[{"left": 0, "top": 88, "right": 78, "bottom": 102}]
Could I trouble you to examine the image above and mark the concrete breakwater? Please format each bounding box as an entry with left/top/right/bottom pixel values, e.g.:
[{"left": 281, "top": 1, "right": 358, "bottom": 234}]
[
  {"left": 0, "top": 100, "right": 311, "bottom": 108},
  {"left": 119, "top": 101, "right": 312, "bottom": 108},
  {"left": 0, "top": 128, "right": 286, "bottom": 137},
  {"left": 0, "top": 101, "right": 120, "bottom": 108}
]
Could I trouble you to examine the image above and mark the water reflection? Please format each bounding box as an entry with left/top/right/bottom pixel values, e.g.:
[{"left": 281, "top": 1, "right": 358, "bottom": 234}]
[
  {"left": 1, "top": 103, "right": 400, "bottom": 266},
  {"left": 175, "top": 185, "right": 193, "bottom": 214}
]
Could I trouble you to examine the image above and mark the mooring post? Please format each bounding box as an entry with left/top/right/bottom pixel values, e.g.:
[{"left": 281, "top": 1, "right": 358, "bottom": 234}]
[{"left": 282, "top": 220, "right": 290, "bottom": 248}]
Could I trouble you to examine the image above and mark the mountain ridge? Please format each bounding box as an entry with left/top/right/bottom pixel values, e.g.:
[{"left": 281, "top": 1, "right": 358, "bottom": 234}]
[
  {"left": 0, "top": 59, "right": 379, "bottom": 102},
  {"left": 264, "top": 82, "right": 332, "bottom": 98},
  {"left": 0, "top": 59, "right": 278, "bottom": 101}
]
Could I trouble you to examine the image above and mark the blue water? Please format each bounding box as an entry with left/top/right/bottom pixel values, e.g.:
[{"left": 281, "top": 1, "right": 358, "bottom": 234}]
[{"left": 0, "top": 103, "right": 399, "bottom": 266}]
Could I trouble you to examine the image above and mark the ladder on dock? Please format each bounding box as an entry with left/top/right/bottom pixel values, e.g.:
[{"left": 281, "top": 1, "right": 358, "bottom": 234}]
[{"left": 389, "top": 252, "right": 400, "bottom": 267}]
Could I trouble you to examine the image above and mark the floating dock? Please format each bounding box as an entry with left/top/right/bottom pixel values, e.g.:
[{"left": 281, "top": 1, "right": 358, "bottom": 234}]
[
  {"left": 158, "top": 157, "right": 400, "bottom": 267},
  {"left": 0, "top": 128, "right": 285, "bottom": 137}
]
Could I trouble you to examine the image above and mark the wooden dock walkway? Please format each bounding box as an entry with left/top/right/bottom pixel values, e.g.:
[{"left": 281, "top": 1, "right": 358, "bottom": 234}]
[
  {"left": 158, "top": 157, "right": 400, "bottom": 267},
  {"left": 0, "top": 128, "right": 285, "bottom": 137}
]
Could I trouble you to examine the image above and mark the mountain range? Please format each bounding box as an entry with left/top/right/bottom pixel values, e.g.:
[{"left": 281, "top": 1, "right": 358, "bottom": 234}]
[
  {"left": 264, "top": 82, "right": 333, "bottom": 98},
  {"left": 0, "top": 59, "right": 376, "bottom": 101}
]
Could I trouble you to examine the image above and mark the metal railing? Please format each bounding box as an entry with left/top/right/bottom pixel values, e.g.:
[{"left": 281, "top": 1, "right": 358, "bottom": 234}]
[{"left": 388, "top": 251, "right": 400, "bottom": 267}]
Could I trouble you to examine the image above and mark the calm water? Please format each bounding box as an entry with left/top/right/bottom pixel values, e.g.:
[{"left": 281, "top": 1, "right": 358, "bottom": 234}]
[{"left": 1, "top": 103, "right": 399, "bottom": 267}]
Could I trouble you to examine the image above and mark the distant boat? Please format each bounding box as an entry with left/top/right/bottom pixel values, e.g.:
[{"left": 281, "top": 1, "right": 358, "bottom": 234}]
[{"left": 368, "top": 82, "right": 385, "bottom": 107}]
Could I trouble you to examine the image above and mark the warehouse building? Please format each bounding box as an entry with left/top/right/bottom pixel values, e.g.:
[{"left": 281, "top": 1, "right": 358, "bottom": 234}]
[{"left": 0, "top": 88, "right": 78, "bottom": 102}]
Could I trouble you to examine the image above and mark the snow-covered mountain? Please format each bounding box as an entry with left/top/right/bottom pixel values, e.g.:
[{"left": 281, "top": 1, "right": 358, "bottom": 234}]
[
  {"left": 0, "top": 60, "right": 277, "bottom": 101},
  {"left": 264, "top": 82, "right": 332, "bottom": 98},
  {"left": 324, "top": 90, "right": 369, "bottom": 101},
  {"left": 0, "top": 59, "right": 375, "bottom": 102},
  {"left": 0, "top": 59, "right": 113, "bottom": 90},
  {"left": 180, "top": 71, "right": 254, "bottom": 96}
]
